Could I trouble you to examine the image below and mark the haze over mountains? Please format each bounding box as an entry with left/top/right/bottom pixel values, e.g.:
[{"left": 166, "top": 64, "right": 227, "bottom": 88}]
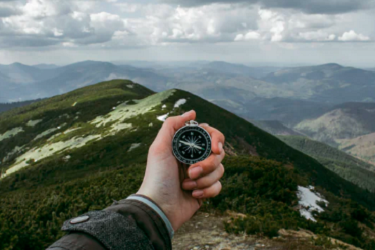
[{"left": 2, "top": 60, "right": 375, "bottom": 165}]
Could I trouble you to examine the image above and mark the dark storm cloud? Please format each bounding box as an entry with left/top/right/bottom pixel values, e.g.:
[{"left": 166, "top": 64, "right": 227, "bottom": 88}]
[{"left": 162, "top": 0, "right": 373, "bottom": 14}]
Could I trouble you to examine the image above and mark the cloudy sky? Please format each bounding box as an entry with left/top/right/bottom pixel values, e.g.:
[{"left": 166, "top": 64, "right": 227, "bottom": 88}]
[{"left": 0, "top": 0, "right": 374, "bottom": 66}]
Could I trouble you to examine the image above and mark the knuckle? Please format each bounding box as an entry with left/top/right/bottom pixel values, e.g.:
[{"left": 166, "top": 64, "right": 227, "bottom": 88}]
[
  {"left": 219, "top": 164, "right": 225, "bottom": 177},
  {"left": 220, "top": 132, "right": 225, "bottom": 140},
  {"left": 218, "top": 181, "right": 222, "bottom": 192},
  {"left": 164, "top": 117, "right": 174, "bottom": 126},
  {"left": 196, "top": 178, "right": 209, "bottom": 188},
  {"left": 212, "top": 182, "right": 222, "bottom": 197},
  {"left": 221, "top": 149, "right": 226, "bottom": 158}
]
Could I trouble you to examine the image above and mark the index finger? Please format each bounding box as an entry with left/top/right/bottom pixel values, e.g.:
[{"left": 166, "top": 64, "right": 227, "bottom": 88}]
[{"left": 200, "top": 124, "right": 225, "bottom": 155}]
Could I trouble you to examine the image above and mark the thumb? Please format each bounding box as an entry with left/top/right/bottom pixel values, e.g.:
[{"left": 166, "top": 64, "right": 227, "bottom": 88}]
[{"left": 152, "top": 110, "right": 196, "bottom": 148}]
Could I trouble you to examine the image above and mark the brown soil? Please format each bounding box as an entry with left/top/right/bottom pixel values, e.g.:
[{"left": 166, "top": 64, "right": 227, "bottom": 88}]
[{"left": 172, "top": 212, "right": 362, "bottom": 250}]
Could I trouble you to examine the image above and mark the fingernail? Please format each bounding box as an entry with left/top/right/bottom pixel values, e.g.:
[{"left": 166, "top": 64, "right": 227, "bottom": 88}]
[
  {"left": 193, "top": 190, "right": 204, "bottom": 198},
  {"left": 182, "top": 110, "right": 194, "bottom": 117},
  {"left": 200, "top": 123, "right": 209, "bottom": 127},
  {"left": 183, "top": 180, "right": 197, "bottom": 189},
  {"left": 218, "top": 142, "right": 223, "bottom": 153},
  {"left": 189, "top": 166, "right": 203, "bottom": 179}
]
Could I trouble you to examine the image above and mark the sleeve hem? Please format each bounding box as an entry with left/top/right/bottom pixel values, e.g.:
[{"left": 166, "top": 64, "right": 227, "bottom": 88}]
[{"left": 126, "top": 194, "right": 174, "bottom": 239}]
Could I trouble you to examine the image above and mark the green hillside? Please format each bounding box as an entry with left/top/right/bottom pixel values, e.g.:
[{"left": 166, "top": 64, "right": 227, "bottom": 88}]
[
  {"left": 278, "top": 135, "right": 375, "bottom": 192},
  {"left": 1, "top": 80, "right": 375, "bottom": 249}
]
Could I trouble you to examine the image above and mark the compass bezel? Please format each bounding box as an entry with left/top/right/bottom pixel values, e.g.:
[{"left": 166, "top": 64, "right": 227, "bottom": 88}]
[{"left": 172, "top": 125, "right": 212, "bottom": 165}]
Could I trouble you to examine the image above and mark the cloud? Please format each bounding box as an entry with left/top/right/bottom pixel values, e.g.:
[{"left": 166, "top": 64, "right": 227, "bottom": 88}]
[
  {"left": 162, "top": 0, "right": 373, "bottom": 14},
  {"left": 0, "top": 0, "right": 128, "bottom": 48},
  {"left": 234, "top": 31, "right": 261, "bottom": 41},
  {"left": 124, "top": 4, "right": 259, "bottom": 44},
  {"left": 0, "top": 5, "right": 20, "bottom": 17},
  {"left": 338, "top": 30, "right": 370, "bottom": 41},
  {"left": 0, "top": 0, "right": 373, "bottom": 50},
  {"left": 297, "top": 31, "right": 336, "bottom": 42}
]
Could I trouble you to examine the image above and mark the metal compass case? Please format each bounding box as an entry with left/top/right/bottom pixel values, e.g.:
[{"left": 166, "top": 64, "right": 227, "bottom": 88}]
[{"left": 172, "top": 120, "right": 212, "bottom": 165}]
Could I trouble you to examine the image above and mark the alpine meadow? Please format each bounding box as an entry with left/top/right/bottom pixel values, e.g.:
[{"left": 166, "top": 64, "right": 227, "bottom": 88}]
[{"left": 2, "top": 0, "right": 375, "bottom": 249}]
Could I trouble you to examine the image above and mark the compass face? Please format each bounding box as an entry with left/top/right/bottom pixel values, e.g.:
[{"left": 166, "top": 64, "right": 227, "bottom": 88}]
[{"left": 172, "top": 126, "right": 212, "bottom": 164}]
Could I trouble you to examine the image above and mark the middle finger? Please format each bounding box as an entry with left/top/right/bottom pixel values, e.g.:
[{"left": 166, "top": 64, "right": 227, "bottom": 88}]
[{"left": 188, "top": 149, "right": 225, "bottom": 179}]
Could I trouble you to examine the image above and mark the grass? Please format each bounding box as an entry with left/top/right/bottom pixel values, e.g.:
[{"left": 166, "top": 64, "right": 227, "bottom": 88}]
[{"left": 1, "top": 79, "right": 375, "bottom": 250}]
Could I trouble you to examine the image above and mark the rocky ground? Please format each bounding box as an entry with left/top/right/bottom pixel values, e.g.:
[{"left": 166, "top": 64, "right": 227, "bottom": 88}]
[{"left": 172, "top": 212, "right": 362, "bottom": 250}]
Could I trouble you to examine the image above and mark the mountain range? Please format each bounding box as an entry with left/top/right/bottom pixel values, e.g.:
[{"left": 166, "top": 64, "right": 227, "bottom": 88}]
[
  {"left": 2, "top": 61, "right": 375, "bottom": 105},
  {"left": 1, "top": 80, "right": 375, "bottom": 249},
  {"left": 2, "top": 60, "right": 375, "bottom": 165}
]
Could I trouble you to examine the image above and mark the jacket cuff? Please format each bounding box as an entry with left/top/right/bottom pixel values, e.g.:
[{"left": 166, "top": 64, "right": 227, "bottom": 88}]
[
  {"left": 105, "top": 196, "right": 172, "bottom": 250},
  {"left": 126, "top": 194, "right": 174, "bottom": 239},
  {"left": 60, "top": 210, "right": 152, "bottom": 250}
]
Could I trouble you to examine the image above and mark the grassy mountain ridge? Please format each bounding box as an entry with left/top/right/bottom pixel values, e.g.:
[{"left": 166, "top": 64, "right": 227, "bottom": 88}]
[
  {"left": 1, "top": 80, "right": 375, "bottom": 249},
  {"left": 278, "top": 135, "right": 375, "bottom": 192}
]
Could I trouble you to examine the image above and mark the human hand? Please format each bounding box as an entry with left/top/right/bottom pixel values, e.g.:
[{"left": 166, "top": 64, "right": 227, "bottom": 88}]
[{"left": 137, "top": 110, "right": 225, "bottom": 231}]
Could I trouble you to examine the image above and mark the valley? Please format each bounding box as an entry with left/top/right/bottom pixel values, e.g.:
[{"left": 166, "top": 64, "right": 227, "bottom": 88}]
[{"left": 1, "top": 80, "right": 375, "bottom": 249}]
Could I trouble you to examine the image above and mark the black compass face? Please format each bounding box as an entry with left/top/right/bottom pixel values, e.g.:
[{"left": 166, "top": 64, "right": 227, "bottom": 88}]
[{"left": 172, "top": 126, "right": 212, "bottom": 164}]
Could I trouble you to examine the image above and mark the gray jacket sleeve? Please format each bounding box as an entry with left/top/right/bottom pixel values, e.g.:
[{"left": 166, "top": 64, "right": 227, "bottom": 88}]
[{"left": 47, "top": 195, "right": 173, "bottom": 250}]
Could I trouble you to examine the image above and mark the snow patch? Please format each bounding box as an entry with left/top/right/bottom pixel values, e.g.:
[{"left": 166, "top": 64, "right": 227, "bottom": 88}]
[
  {"left": 34, "top": 123, "right": 66, "bottom": 141},
  {"left": 64, "top": 128, "right": 81, "bottom": 134},
  {"left": 26, "top": 119, "right": 43, "bottom": 127},
  {"left": 174, "top": 99, "right": 187, "bottom": 108},
  {"left": 110, "top": 123, "right": 132, "bottom": 133},
  {"left": 2, "top": 145, "right": 25, "bottom": 163},
  {"left": 59, "top": 114, "right": 70, "bottom": 119},
  {"left": 6, "top": 135, "right": 102, "bottom": 176},
  {"left": 128, "top": 143, "right": 141, "bottom": 152},
  {"left": 91, "top": 90, "right": 175, "bottom": 128},
  {"left": 157, "top": 113, "right": 169, "bottom": 122},
  {"left": 63, "top": 155, "right": 71, "bottom": 162},
  {"left": 0, "top": 127, "right": 24, "bottom": 142},
  {"left": 297, "top": 186, "right": 328, "bottom": 222},
  {"left": 162, "top": 104, "right": 167, "bottom": 109}
]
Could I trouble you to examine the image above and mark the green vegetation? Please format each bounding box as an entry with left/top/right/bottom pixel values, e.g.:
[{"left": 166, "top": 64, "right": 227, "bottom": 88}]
[
  {"left": 1, "top": 80, "right": 375, "bottom": 249},
  {"left": 215, "top": 157, "right": 375, "bottom": 249},
  {"left": 279, "top": 135, "right": 375, "bottom": 192}
]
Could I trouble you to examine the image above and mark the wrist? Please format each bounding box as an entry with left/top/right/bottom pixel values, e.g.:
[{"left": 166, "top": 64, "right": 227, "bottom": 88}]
[
  {"left": 128, "top": 194, "right": 175, "bottom": 238},
  {"left": 136, "top": 186, "right": 180, "bottom": 229}
]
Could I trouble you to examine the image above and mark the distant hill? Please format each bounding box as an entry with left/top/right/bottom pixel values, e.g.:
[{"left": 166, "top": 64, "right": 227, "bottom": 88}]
[
  {"left": 263, "top": 63, "right": 375, "bottom": 103},
  {"left": 251, "top": 120, "right": 302, "bottom": 136},
  {"left": 279, "top": 135, "right": 375, "bottom": 192},
  {"left": 338, "top": 132, "right": 375, "bottom": 165},
  {"left": 201, "top": 61, "right": 279, "bottom": 79},
  {"left": 295, "top": 102, "right": 375, "bottom": 146},
  {"left": 1, "top": 80, "right": 375, "bottom": 249},
  {"left": 0, "top": 61, "right": 168, "bottom": 102},
  {"left": 3, "top": 61, "right": 375, "bottom": 107},
  {"left": 0, "top": 100, "right": 41, "bottom": 114},
  {"left": 33, "top": 64, "right": 59, "bottom": 69},
  {"left": 237, "top": 97, "right": 332, "bottom": 127}
]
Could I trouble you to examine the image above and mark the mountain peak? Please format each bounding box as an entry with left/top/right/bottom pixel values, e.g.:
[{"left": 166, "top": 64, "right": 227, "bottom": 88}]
[{"left": 318, "top": 63, "right": 343, "bottom": 68}]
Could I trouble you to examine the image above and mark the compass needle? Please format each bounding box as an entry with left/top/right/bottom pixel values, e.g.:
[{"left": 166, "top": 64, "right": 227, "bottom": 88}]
[{"left": 173, "top": 120, "right": 212, "bottom": 164}]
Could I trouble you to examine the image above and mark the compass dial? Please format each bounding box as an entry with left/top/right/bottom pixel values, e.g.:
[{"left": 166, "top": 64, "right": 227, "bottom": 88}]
[{"left": 172, "top": 125, "right": 212, "bottom": 164}]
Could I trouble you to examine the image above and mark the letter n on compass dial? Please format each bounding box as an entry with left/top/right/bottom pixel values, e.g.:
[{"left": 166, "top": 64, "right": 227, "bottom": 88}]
[{"left": 172, "top": 126, "right": 212, "bottom": 165}]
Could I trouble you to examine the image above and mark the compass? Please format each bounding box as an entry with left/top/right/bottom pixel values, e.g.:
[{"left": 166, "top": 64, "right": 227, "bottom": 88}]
[{"left": 172, "top": 120, "right": 212, "bottom": 165}]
